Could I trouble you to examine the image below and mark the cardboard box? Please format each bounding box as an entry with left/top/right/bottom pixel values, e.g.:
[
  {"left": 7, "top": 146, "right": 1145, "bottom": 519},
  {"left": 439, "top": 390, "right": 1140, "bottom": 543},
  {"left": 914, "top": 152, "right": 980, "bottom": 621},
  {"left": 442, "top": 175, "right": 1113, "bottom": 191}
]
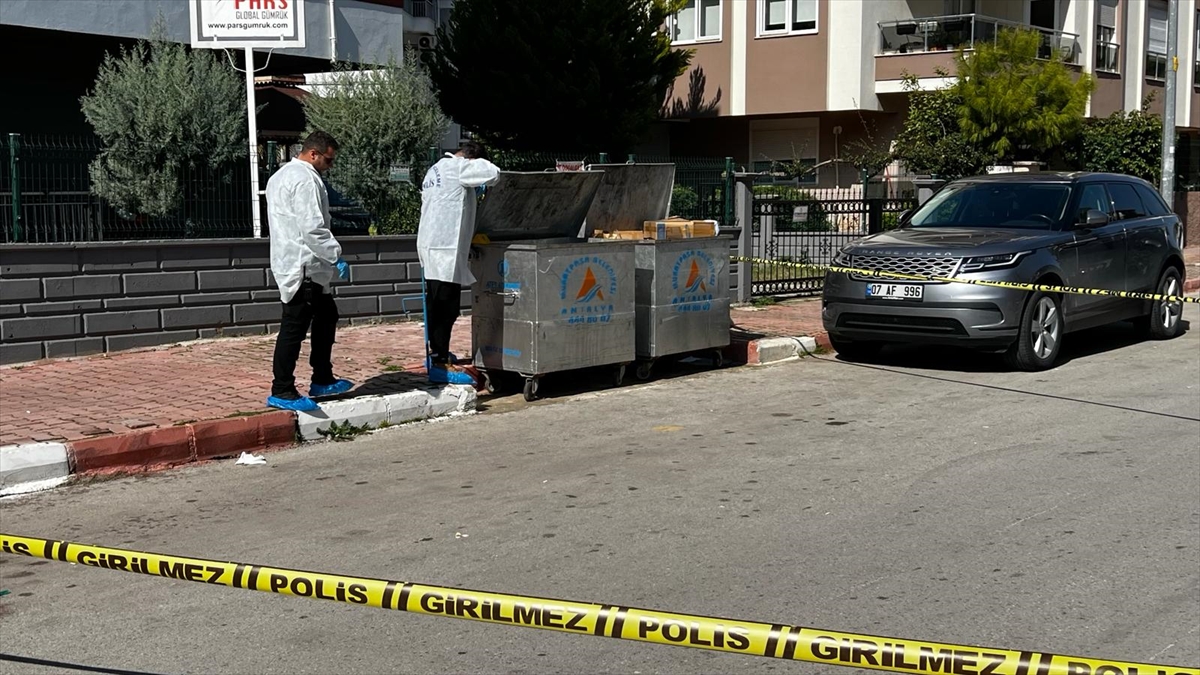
[
  {"left": 595, "top": 230, "right": 647, "bottom": 240},
  {"left": 642, "top": 218, "right": 719, "bottom": 240}
]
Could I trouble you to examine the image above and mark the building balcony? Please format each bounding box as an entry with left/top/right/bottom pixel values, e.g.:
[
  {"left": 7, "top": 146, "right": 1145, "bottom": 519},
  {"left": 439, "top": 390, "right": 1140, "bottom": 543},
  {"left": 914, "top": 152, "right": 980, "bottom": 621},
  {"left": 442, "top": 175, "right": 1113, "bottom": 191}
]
[
  {"left": 876, "top": 13, "right": 1080, "bottom": 82},
  {"left": 402, "top": 0, "right": 438, "bottom": 35}
]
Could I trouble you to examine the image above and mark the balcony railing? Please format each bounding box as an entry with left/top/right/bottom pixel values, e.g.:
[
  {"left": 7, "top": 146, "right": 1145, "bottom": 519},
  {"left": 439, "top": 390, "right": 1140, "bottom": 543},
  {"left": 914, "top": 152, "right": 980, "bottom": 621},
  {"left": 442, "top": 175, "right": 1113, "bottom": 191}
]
[
  {"left": 407, "top": 0, "right": 436, "bottom": 19},
  {"left": 878, "top": 14, "right": 1080, "bottom": 66},
  {"left": 1096, "top": 40, "right": 1120, "bottom": 73}
]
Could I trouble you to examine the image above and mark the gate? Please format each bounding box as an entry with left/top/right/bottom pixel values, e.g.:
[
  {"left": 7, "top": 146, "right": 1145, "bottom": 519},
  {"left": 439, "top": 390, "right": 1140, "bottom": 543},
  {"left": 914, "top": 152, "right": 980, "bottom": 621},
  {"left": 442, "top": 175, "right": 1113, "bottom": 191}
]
[{"left": 750, "top": 189, "right": 916, "bottom": 296}]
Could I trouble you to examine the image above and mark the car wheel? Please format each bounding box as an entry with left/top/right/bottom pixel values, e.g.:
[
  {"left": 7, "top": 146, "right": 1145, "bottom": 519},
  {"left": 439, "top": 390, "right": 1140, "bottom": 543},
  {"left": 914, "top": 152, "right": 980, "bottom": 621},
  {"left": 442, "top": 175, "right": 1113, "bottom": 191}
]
[
  {"left": 828, "top": 335, "right": 883, "bottom": 362},
  {"left": 1005, "top": 291, "right": 1063, "bottom": 371},
  {"left": 1140, "top": 266, "right": 1185, "bottom": 340}
]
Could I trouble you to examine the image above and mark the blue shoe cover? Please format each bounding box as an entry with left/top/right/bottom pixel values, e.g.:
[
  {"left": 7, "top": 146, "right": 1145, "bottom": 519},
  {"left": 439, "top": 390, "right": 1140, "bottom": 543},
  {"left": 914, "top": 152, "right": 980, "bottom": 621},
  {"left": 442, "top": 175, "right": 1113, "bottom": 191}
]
[
  {"left": 309, "top": 379, "right": 353, "bottom": 397},
  {"left": 428, "top": 364, "right": 475, "bottom": 385},
  {"left": 425, "top": 353, "right": 462, "bottom": 369},
  {"left": 267, "top": 395, "right": 320, "bottom": 412}
]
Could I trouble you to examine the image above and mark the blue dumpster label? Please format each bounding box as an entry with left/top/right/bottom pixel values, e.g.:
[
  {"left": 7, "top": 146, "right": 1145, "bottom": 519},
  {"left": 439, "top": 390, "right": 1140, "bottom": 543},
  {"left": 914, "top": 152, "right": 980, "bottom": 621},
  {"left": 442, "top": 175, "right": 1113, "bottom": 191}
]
[
  {"left": 560, "top": 256, "right": 617, "bottom": 325},
  {"left": 670, "top": 250, "right": 717, "bottom": 313}
]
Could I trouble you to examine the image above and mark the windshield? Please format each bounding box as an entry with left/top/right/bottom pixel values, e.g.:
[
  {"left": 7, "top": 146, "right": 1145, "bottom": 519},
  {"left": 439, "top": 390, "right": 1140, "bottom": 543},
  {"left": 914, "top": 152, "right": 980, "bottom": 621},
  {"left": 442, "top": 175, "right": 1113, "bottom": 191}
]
[{"left": 907, "top": 182, "right": 1072, "bottom": 229}]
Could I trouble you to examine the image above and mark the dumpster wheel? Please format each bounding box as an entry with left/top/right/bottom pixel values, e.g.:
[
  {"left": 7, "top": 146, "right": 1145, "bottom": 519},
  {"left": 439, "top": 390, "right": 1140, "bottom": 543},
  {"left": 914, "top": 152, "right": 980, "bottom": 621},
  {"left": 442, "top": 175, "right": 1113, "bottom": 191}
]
[
  {"left": 614, "top": 364, "right": 626, "bottom": 387},
  {"left": 712, "top": 349, "right": 725, "bottom": 369},
  {"left": 482, "top": 372, "right": 497, "bottom": 395},
  {"left": 635, "top": 360, "right": 654, "bottom": 381},
  {"left": 522, "top": 377, "right": 540, "bottom": 402}
]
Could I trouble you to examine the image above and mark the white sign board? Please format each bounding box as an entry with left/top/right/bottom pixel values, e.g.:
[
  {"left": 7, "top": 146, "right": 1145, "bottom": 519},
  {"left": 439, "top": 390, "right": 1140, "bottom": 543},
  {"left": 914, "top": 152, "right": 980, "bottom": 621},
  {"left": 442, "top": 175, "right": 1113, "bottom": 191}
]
[{"left": 189, "top": 0, "right": 306, "bottom": 49}]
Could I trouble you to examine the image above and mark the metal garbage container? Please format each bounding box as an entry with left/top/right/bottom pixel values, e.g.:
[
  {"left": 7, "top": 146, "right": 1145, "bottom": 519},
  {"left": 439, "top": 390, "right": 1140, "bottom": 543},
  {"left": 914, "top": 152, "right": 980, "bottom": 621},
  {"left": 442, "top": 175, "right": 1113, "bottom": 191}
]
[
  {"left": 585, "top": 163, "right": 732, "bottom": 380},
  {"left": 469, "top": 171, "right": 638, "bottom": 401}
]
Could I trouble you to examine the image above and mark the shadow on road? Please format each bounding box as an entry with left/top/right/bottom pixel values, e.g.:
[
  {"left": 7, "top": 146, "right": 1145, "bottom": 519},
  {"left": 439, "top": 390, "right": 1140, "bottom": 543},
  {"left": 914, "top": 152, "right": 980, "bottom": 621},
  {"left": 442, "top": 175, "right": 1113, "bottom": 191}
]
[{"left": 833, "top": 319, "right": 1192, "bottom": 374}]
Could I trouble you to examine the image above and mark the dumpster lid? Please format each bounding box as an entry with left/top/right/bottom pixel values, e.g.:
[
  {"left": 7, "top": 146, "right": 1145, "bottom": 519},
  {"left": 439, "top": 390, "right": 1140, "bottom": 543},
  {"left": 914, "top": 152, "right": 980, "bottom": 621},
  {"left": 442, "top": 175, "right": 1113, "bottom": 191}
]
[
  {"left": 579, "top": 163, "right": 676, "bottom": 237},
  {"left": 474, "top": 171, "right": 605, "bottom": 241}
]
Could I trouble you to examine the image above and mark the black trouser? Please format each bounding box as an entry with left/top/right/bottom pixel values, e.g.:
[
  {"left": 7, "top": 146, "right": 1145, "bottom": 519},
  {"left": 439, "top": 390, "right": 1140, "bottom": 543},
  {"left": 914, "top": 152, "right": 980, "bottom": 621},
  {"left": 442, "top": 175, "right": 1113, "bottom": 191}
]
[
  {"left": 272, "top": 279, "right": 339, "bottom": 397},
  {"left": 425, "top": 279, "right": 462, "bottom": 365}
]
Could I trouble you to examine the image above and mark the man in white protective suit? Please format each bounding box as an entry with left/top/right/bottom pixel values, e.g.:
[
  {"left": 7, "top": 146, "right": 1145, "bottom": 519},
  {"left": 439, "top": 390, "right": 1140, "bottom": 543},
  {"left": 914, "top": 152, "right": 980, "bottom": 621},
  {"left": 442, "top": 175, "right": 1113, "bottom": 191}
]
[
  {"left": 264, "top": 130, "right": 354, "bottom": 411},
  {"left": 416, "top": 141, "right": 501, "bottom": 385}
]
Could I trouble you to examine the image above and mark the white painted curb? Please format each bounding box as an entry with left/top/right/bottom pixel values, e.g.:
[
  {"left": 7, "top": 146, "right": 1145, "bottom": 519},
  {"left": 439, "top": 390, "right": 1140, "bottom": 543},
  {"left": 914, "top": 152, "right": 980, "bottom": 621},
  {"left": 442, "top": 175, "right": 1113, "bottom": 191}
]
[
  {"left": 753, "top": 336, "right": 818, "bottom": 365},
  {"left": 0, "top": 442, "right": 71, "bottom": 491},
  {"left": 296, "top": 385, "right": 477, "bottom": 441}
]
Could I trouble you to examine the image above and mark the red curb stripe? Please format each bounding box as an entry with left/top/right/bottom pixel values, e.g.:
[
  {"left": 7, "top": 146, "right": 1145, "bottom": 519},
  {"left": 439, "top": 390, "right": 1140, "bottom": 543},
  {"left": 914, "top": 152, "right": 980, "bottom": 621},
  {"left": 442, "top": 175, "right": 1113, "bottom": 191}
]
[{"left": 68, "top": 412, "right": 298, "bottom": 476}]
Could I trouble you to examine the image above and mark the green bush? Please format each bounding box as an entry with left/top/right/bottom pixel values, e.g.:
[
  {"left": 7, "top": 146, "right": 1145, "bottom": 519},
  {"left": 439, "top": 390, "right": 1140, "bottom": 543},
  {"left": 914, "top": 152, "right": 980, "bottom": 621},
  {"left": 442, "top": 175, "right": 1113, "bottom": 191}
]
[
  {"left": 371, "top": 183, "right": 423, "bottom": 235},
  {"left": 670, "top": 184, "right": 699, "bottom": 218}
]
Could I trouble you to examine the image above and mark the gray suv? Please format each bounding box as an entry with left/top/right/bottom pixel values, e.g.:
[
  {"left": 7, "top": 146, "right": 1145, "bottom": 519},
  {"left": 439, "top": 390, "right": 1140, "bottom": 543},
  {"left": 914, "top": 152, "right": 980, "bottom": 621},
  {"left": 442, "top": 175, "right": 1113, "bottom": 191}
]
[{"left": 822, "top": 172, "right": 1188, "bottom": 370}]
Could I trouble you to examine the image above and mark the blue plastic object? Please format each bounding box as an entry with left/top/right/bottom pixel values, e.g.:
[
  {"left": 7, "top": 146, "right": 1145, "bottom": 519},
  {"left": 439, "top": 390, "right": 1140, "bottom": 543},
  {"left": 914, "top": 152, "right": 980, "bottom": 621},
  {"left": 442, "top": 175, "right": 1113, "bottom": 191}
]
[
  {"left": 309, "top": 379, "right": 353, "bottom": 398},
  {"left": 335, "top": 259, "right": 350, "bottom": 280},
  {"left": 266, "top": 395, "right": 320, "bottom": 412},
  {"left": 427, "top": 364, "right": 475, "bottom": 386}
]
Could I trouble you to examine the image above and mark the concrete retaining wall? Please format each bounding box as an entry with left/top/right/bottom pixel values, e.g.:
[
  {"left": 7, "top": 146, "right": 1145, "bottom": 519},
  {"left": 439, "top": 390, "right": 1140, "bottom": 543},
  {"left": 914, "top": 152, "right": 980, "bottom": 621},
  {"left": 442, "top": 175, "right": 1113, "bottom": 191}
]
[
  {"left": 1, "top": 235, "right": 745, "bottom": 365},
  {"left": 0, "top": 237, "right": 441, "bottom": 365}
]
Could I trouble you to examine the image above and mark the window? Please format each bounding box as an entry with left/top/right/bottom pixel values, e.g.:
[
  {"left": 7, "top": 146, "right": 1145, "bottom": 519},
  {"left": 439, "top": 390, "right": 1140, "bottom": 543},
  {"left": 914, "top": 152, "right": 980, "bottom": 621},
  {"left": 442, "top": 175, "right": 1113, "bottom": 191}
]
[
  {"left": 1096, "top": 0, "right": 1119, "bottom": 73},
  {"left": 669, "top": 0, "right": 721, "bottom": 43},
  {"left": 1133, "top": 183, "right": 1172, "bottom": 216},
  {"left": 759, "top": 0, "right": 817, "bottom": 37},
  {"left": 943, "top": 0, "right": 975, "bottom": 14},
  {"left": 1076, "top": 184, "right": 1112, "bottom": 218},
  {"left": 907, "top": 182, "right": 1072, "bottom": 229},
  {"left": 1195, "top": 11, "right": 1200, "bottom": 87},
  {"left": 1106, "top": 183, "right": 1147, "bottom": 219},
  {"left": 1147, "top": 5, "right": 1168, "bottom": 81}
]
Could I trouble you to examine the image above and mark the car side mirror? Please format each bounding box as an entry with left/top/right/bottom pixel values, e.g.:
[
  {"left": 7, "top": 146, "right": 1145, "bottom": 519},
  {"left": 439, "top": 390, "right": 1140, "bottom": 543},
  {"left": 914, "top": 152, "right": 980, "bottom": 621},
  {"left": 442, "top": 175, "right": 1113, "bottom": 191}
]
[{"left": 1079, "top": 208, "right": 1109, "bottom": 227}]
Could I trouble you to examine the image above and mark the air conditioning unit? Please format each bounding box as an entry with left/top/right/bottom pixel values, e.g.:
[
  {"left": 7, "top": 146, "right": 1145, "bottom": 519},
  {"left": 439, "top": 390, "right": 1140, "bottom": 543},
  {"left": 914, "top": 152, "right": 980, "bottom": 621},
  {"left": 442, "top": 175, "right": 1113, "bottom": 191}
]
[{"left": 418, "top": 35, "right": 436, "bottom": 50}]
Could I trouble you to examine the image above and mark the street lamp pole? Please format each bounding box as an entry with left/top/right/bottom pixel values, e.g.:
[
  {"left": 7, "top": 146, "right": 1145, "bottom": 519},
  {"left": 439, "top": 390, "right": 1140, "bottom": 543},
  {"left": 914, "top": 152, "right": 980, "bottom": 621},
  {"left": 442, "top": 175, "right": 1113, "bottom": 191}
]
[{"left": 1160, "top": 0, "right": 1179, "bottom": 198}]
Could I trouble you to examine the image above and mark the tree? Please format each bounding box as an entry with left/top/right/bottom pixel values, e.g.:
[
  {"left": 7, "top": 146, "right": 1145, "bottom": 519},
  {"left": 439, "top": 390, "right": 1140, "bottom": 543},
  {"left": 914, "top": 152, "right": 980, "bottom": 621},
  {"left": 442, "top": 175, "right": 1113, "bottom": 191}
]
[
  {"left": 80, "top": 20, "right": 246, "bottom": 219},
  {"left": 954, "top": 27, "right": 1095, "bottom": 161},
  {"left": 1067, "top": 94, "right": 1163, "bottom": 183},
  {"left": 427, "top": 0, "right": 692, "bottom": 153},
  {"left": 302, "top": 54, "right": 449, "bottom": 234},
  {"left": 891, "top": 72, "right": 995, "bottom": 180}
]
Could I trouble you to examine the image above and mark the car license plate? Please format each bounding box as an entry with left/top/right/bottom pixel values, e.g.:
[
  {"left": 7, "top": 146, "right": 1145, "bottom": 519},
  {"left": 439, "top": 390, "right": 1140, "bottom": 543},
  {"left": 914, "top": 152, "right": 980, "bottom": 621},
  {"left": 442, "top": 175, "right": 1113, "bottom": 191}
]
[{"left": 866, "top": 283, "right": 923, "bottom": 300}]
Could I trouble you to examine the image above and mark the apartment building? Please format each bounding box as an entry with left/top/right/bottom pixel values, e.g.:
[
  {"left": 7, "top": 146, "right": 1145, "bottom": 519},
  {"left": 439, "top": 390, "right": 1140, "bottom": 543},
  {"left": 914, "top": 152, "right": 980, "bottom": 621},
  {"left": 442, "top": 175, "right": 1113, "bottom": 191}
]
[
  {"left": 0, "top": 0, "right": 445, "bottom": 137},
  {"left": 657, "top": 0, "right": 1200, "bottom": 188}
]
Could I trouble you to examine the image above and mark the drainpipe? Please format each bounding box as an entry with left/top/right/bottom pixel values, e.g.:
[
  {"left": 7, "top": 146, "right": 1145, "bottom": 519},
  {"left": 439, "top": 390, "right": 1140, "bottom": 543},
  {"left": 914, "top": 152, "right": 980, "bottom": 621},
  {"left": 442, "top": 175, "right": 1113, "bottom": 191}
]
[{"left": 328, "top": 0, "right": 337, "bottom": 62}]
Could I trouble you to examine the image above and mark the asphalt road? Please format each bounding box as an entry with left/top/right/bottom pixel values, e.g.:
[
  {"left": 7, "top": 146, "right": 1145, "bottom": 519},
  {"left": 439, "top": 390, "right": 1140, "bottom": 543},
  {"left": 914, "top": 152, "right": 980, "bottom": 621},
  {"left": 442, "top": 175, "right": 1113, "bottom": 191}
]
[{"left": 2, "top": 306, "right": 1198, "bottom": 675}]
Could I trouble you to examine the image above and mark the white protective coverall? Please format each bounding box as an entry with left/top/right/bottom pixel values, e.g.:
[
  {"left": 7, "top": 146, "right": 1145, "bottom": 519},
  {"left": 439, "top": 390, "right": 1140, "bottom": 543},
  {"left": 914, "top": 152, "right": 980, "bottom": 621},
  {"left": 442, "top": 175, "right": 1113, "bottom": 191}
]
[
  {"left": 266, "top": 159, "right": 343, "bottom": 303},
  {"left": 417, "top": 153, "right": 502, "bottom": 285}
]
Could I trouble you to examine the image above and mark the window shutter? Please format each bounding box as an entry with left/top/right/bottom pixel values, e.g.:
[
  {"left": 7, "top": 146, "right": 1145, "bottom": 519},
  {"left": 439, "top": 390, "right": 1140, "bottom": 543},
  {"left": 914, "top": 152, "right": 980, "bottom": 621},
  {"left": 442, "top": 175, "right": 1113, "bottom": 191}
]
[
  {"left": 1149, "top": 7, "right": 1168, "bottom": 55},
  {"left": 1097, "top": 0, "right": 1117, "bottom": 29}
]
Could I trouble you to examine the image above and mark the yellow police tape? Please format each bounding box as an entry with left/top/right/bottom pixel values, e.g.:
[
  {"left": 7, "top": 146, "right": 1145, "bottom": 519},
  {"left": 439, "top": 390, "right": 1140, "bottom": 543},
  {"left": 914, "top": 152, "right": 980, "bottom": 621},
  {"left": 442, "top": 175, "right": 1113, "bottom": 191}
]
[
  {"left": 731, "top": 256, "right": 1200, "bottom": 305},
  {"left": 3, "top": 533, "right": 1196, "bottom": 675}
]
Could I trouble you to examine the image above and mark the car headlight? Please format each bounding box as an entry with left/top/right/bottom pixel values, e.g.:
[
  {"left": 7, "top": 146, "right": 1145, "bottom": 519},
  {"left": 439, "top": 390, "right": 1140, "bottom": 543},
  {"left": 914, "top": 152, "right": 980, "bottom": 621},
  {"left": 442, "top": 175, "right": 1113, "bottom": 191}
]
[
  {"left": 959, "top": 251, "right": 1031, "bottom": 272},
  {"left": 832, "top": 249, "right": 852, "bottom": 266}
]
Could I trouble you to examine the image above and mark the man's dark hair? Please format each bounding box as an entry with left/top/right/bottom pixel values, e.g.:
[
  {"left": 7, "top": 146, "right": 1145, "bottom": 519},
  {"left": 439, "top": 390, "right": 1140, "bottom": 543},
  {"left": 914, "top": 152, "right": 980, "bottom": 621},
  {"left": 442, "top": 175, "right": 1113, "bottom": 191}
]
[
  {"left": 301, "top": 130, "right": 339, "bottom": 155},
  {"left": 459, "top": 141, "right": 488, "bottom": 160}
]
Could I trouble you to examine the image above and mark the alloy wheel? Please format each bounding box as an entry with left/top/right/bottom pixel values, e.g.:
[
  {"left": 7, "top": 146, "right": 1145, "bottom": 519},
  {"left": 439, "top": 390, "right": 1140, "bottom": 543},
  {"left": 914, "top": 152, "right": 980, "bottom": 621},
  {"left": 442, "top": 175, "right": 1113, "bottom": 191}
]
[
  {"left": 1161, "top": 276, "right": 1182, "bottom": 331},
  {"left": 1031, "top": 296, "right": 1060, "bottom": 360}
]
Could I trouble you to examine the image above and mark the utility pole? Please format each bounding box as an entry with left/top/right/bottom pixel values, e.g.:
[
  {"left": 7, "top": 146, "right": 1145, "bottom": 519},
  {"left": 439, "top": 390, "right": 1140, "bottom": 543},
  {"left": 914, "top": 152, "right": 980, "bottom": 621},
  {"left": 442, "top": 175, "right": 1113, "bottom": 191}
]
[{"left": 1161, "top": 0, "right": 1179, "bottom": 198}]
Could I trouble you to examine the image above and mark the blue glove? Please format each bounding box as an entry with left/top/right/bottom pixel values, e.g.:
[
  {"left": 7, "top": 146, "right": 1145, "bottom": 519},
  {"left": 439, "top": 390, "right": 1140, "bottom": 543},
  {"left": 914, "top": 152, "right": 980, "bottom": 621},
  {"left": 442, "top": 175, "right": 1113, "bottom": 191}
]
[{"left": 335, "top": 259, "right": 350, "bottom": 280}]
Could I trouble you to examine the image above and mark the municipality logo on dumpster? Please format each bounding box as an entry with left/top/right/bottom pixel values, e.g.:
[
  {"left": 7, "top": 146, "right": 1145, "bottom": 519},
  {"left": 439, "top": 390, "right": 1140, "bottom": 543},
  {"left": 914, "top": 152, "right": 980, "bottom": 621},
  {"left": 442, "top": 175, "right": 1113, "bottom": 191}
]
[
  {"left": 671, "top": 250, "right": 717, "bottom": 313},
  {"left": 560, "top": 256, "right": 617, "bottom": 325}
]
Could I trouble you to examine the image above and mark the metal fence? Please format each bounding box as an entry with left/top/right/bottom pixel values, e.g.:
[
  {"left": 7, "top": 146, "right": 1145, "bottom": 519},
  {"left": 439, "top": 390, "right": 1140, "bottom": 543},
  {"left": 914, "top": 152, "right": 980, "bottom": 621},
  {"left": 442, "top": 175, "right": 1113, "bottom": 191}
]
[
  {"left": 2, "top": 134, "right": 253, "bottom": 243},
  {"left": 3, "top": 133, "right": 736, "bottom": 243},
  {"left": 751, "top": 185, "right": 917, "bottom": 296}
]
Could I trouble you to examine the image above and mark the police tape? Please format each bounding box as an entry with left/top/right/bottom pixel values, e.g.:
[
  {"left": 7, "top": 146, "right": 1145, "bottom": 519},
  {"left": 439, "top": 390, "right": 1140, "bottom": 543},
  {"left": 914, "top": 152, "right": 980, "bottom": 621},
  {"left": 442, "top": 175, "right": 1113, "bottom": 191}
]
[
  {"left": 731, "top": 256, "right": 1200, "bottom": 305},
  {"left": 3, "top": 534, "right": 1196, "bottom": 675}
]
